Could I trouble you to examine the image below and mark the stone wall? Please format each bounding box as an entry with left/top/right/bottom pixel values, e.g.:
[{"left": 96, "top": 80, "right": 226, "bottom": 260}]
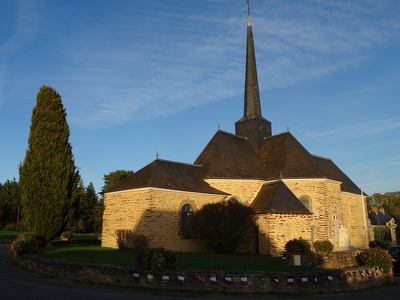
[
  {"left": 255, "top": 214, "right": 313, "bottom": 256},
  {"left": 205, "top": 179, "right": 265, "bottom": 205},
  {"left": 284, "top": 179, "right": 369, "bottom": 251},
  {"left": 102, "top": 188, "right": 226, "bottom": 252},
  {"left": 102, "top": 178, "right": 369, "bottom": 257},
  {"left": 283, "top": 251, "right": 361, "bottom": 269},
  {"left": 16, "top": 255, "right": 392, "bottom": 294}
]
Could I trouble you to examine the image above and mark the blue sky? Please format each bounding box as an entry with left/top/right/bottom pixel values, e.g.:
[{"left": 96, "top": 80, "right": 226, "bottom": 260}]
[{"left": 1, "top": 0, "right": 399, "bottom": 196}]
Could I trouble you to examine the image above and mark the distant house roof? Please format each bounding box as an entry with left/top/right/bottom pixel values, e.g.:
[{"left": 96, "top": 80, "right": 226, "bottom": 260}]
[
  {"left": 250, "top": 181, "right": 312, "bottom": 214},
  {"left": 368, "top": 211, "right": 394, "bottom": 226},
  {"left": 194, "top": 130, "right": 264, "bottom": 179},
  {"left": 105, "top": 159, "right": 228, "bottom": 195}
]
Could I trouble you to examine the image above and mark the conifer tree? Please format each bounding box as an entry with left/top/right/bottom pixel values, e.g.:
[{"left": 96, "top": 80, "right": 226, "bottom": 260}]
[{"left": 19, "top": 86, "right": 81, "bottom": 240}]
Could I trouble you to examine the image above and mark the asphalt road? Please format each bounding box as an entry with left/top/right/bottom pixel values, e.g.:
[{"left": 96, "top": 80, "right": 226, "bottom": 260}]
[{"left": 1, "top": 244, "right": 400, "bottom": 300}]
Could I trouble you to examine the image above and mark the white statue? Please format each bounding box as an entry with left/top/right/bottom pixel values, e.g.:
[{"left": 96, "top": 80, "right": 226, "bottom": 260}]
[{"left": 338, "top": 225, "right": 350, "bottom": 248}]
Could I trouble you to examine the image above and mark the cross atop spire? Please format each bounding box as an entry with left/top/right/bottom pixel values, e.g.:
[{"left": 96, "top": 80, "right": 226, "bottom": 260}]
[
  {"left": 235, "top": 0, "right": 272, "bottom": 153},
  {"left": 247, "top": 0, "right": 251, "bottom": 17}
]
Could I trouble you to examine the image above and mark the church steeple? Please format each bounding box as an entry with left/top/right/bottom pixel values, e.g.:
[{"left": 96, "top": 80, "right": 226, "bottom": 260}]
[{"left": 235, "top": 1, "right": 271, "bottom": 153}]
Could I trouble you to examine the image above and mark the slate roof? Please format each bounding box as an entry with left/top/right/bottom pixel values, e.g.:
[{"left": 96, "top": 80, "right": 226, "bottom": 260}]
[
  {"left": 250, "top": 181, "right": 312, "bottom": 214},
  {"left": 368, "top": 211, "right": 393, "bottom": 226},
  {"left": 259, "top": 132, "right": 326, "bottom": 180},
  {"left": 105, "top": 159, "right": 227, "bottom": 195},
  {"left": 194, "top": 130, "right": 361, "bottom": 195},
  {"left": 194, "top": 130, "right": 264, "bottom": 179},
  {"left": 312, "top": 155, "right": 361, "bottom": 194}
]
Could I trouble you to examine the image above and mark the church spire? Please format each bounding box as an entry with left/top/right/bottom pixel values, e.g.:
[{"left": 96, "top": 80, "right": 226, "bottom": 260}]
[
  {"left": 235, "top": 1, "right": 272, "bottom": 153},
  {"left": 244, "top": 4, "right": 261, "bottom": 118}
]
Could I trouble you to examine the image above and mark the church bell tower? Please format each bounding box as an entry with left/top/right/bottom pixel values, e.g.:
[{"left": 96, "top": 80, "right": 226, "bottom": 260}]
[{"left": 235, "top": 3, "right": 271, "bottom": 153}]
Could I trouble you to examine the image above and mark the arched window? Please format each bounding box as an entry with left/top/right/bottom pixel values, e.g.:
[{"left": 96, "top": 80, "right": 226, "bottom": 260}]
[
  {"left": 299, "top": 195, "right": 312, "bottom": 212},
  {"left": 181, "top": 204, "right": 194, "bottom": 238}
]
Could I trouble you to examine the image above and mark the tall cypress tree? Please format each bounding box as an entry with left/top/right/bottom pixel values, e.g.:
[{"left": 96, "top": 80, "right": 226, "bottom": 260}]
[{"left": 19, "top": 86, "right": 81, "bottom": 240}]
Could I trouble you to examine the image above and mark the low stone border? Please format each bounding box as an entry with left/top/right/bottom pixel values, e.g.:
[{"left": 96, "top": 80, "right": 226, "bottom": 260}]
[{"left": 14, "top": 255, "right": 392, "bottom": 294}]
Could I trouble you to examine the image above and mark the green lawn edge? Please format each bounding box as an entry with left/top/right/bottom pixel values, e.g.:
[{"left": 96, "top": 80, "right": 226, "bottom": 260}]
[{"left": 2, "top": 231, "right": 323, "bottom": 272}]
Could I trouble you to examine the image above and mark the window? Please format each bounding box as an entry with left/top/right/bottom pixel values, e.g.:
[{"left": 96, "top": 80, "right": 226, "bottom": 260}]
[
  {"left": 181, "top": 204, "right": 194, "bottom": 238},
  {"left": 299, "top": 195, "right": 312, "bottom": 212}
]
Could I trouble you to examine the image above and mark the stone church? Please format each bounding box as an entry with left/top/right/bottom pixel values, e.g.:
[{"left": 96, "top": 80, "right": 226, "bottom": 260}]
[{"left": 101, "top": 13, "right": 369, "bottom": 256}]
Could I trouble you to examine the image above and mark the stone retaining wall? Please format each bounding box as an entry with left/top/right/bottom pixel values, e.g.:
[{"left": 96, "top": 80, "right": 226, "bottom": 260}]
[
  {"left": 284, "top": 251, "right": 361, "bottom": 269},
  {"left": 16, "top": 255, "right": 392, "bottom": 294}
]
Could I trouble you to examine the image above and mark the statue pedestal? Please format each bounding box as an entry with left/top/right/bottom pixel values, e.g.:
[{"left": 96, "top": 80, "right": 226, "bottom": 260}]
[{"left": 333, "top": 245, "right": 357, "bottom": 252}]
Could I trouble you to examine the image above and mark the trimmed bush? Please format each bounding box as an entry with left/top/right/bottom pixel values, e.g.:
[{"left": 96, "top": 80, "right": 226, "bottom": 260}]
[
  {"left": 313, "top": 240, "right": 333, "bottom": 254},
  {"left": 359, "top": 247, "right": 393, "bottom": 273},
  {"left": 61, "top": 231, "right": 73, "bottom": 240},
  {"left": 10, "top": 232, "right": 39, "bottom": 257},
  {"left": 129, "top": 234, "right": 149, "bottom": 251},
  {"left": 115, "top": 230, "right": 149, "bottom": 251},
  {"left": 285, "top": 237, "right": 311, "bottom": 254},
  {"left": 137, "top": 248, "right": 177, "bottom": 273},
  {"left": 189, "top": 200, "right": 256, "bottom": 254}
]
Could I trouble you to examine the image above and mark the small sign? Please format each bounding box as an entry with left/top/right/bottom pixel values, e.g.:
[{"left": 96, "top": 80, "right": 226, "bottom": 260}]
[
  {"left": 146, "top": 274, "right": 154, "bottom": 283},
  {"left": 178, "top": 275, "right": 185, "bottom": 284},
  {"left": 133, "top": 272, "right": 140, "bottom": 280},
  {"left": 162, "top": 275, "right": 169, "bottom": 284},
  {"left": 287, "top": 276, "right": 294, "bottom": 286},
  {"left": 210, "top": 275, "right": 217, "bottom": 284},
  {"left": 240, "top": 276, "right": 248, "bottom": 286}
]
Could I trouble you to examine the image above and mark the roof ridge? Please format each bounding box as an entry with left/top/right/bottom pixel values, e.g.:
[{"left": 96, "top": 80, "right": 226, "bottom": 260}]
[
  {"left": 312, "top": 154, "right": 332, "bottom": 161},
  {"left": 155, "top": 158, "right": 202, "bottom": 168},
  {"left": 263, "top": 131, "right": 291, "bottom": 141},
  {"left": 217, "top": 129, "right": 248, "bottom": 140}
]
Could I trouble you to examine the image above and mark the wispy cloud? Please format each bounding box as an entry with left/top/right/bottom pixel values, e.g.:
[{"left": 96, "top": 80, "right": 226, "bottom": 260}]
[
  {"left": 0, "top": 0, "right": 42, "bottom": 106},
  {"left": 303, "top": 118, "right": 400, "bottom": 139},
  {"left": 355, "top": 162, "right": 400, "bottom": 171},
  {"left": 6, "top": 0, "right": 399, "bottom": 128}
]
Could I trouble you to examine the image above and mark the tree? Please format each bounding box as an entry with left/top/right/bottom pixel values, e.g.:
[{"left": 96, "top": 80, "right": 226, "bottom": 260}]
[
  {"left": 19, "top": 86, "right": 81, "bottom": 241},
  {"left": 0, "top": 179, "right": 21, "bottom": 229},
  {"left": 189, "top": 199, "right": 256, "bottom": 254},
  {"left": 72, "top": 182, "right": 99, "bottom": 233},
  {"left": 102, "top": 170, "right": 134, "bottom": 192}
]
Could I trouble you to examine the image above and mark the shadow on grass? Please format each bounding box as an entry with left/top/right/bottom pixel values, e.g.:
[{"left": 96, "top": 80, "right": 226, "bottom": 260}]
[{"left": 38, "top": 244, "right": 321, "bottom": 272}]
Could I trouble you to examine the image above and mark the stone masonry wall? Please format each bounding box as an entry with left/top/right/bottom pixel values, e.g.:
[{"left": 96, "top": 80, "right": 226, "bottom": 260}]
[
  {"left": 102, "top": 188, "right": 226, "bottom": 252},
  {"left": 17, "top": 255, "right": 392, "bottom": 294},
  {"left": 284, "top": 180, "right": 369, "bottom": 251},
  {"left": 102, "top": 178, "right": 369, "bottom": 256},
  {"left": 205, "top": 179, "right": 265, "bottom": 206},
  {"left": 255, "top": 214, "right": 313, "bottom": 256}
]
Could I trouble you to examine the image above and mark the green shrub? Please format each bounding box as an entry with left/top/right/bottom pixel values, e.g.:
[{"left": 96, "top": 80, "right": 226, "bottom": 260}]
[
  {"left": 359, "top": 247, "right": 393, "bottom": 273},
  {"left": 368, "top": 240, "right": 388, "bottom": 249},
  {"left": 313, "top": 240, "right": 333, "bottom": 254},
  {"left": 2, "top": 223, "right": 18, "bottom": 231},
  {"left": 189, "top": 200, "right": 256, "bottom": 254},
  {"left": 129, "top": 234, "right": 149, "bottom": 251},
  {"left": 115, "top": 230, "right": 148, "bottom": 251},
  {"left": 137, "top": 248, "right": 177, "bottom": 273},
  {"left": 285, "top": 237, "right": 311, "bottom": 253},
  {"left": 61, "top": 231, "right": 73, "bottom": 239},
  {"left": 115, "top": 229, "right": 132, "bottom": 250},
  {"left": 10, "top": 232, "right": 39, "bottom": 257}
]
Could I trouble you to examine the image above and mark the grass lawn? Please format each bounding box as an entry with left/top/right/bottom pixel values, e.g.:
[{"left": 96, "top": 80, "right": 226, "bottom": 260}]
[
  {"left": 37, "top": 243, "right": 320, "bottom": 272},
  {"left": 0, "top": 231, "right": 21, "bottom": 244},
  {"left": 2, "top": 232, "right": 322, "bottom": 272}
]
